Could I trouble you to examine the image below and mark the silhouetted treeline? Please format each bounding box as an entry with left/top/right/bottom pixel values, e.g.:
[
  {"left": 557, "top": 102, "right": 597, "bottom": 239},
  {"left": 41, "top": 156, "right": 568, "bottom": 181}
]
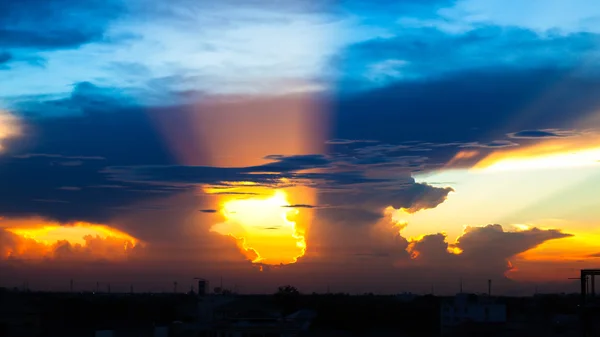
[{"left": 0, "top": 288, "right": 196, "bottom": 337}]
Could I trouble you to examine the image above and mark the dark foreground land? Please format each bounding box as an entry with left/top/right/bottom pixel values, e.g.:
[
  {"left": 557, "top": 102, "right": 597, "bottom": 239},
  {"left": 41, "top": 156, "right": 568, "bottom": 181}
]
[{"left": 0, "top": 287, "right": 598, "bottom": 337}]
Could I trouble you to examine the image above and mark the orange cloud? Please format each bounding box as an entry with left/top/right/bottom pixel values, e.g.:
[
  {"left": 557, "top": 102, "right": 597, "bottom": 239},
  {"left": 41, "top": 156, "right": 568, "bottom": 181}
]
[{"left": 0, "top": 218, "right": 141, "bottom": 261}]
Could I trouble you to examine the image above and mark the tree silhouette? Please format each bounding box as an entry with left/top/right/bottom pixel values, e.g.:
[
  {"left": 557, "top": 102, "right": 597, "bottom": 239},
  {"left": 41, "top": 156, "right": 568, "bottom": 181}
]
[
  {"left": 275, "top": 285, "right": 300, "bottom": 296},
  {"left": 274, "top": 285, "right": 300, "bottom": 315}
]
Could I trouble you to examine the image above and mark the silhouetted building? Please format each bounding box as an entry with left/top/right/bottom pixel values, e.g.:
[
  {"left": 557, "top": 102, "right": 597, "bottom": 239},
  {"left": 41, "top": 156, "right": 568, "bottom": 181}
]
[
  {"left": 197, "top": 279, "right": 209, "bottom": 297},
  {"left": 440, "top": 293, "right": 506, "bottom": 336}
]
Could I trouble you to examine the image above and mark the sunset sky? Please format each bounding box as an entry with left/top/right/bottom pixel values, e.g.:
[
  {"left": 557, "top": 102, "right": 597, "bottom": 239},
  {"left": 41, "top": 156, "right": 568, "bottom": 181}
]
[{"left": 1, "top": 0, "right": 600, "bottom": 295}]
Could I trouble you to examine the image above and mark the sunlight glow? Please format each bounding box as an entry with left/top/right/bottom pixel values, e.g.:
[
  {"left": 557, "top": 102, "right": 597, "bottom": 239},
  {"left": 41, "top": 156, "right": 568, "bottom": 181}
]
[
  {"left": 0, "top": 110, "right": 21, "bottom": 152},
  {"left": 210, "top": 191, "right": 306, "bottom": 265},
  {"left": 472, "top": 135, "right": 600, "bottom": 173},
  {"left": 475, "top": 147, "right": 600, "bottom": 172}
]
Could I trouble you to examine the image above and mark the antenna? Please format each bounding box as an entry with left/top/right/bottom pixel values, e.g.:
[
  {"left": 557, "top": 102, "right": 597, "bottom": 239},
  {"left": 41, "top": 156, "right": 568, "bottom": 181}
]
[
  {"left": 130, "top": 284, "right": 134, "bottom": 294},
  {"left": 459, "top": 277, "right": 463, "bottom": 294},
  {"left": 174, "top": 281, "right": 178, "bottom": 294},
  {"left": 488, "top": 279, "right": 492, "bottom": 296}
]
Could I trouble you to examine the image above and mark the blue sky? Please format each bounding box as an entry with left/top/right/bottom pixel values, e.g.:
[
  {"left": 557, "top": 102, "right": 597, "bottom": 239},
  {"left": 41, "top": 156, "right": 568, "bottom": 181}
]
[
  {"left": 2, "top": 0, "right": 598, "bottom": 103},
  {"left": 1, "top": 0, "right": 600, "bottom": 293}
]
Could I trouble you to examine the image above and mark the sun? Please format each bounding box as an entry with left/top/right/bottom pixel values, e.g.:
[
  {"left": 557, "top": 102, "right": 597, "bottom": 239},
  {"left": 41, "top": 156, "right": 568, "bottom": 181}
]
[{"left": 210, "top": 190, "right": 306, "bottom": 265}]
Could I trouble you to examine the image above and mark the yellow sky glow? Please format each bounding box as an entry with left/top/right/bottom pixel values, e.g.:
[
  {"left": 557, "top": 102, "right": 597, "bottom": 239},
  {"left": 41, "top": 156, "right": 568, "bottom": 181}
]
[
  {"left": 210, "top": 190, "right": 306, "bottom": 265},
  {"left": 405, "top": 136, "right": 600, "bottom": 282},
  {"left": 473, "top": 134, "right": 600, "bottom": 172}
]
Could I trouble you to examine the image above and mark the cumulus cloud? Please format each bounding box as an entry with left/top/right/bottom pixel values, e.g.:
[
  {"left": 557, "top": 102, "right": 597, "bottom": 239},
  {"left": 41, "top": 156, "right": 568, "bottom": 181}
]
[
  {"left": 0, "top": 227, "right": 141, "bottom": 262},
  {"left": 455, "top": 225, "right": 571, "bottom": 257},
  {"left": 406, "top": 224, "right": 573, "bottom": 278},
  {"left": 407, "top": 233, "right": 452, "bottom": 262}
]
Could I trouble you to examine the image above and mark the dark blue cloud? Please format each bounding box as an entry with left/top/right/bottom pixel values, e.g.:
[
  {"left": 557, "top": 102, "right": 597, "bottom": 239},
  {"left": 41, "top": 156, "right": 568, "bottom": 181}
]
[
  {"left": 0, "top": 51, "right": 12, "bottom": 65},
  {"left": 459, "top": 140, "right": 519, "bottom": 148},
  {"left": 260, "top": 154, "right": 331, "bottom": 172},
  {"left": 508, "top": 129, "right": 581, "bottom": 139},
  {"left": 0, "top": 0, "right": 123, "bottom": 50},
  {"left": 12, "top": 82, "right": 138, "bottom": 117},
  {"left": 332, "top": 67, "right": 600, "bottom": 165},
  {"left": 0, "top": 154, "right": 182, "bottom": 223},
  {"left": 338, "top": 27, "right": 599, "bottom": 87}
]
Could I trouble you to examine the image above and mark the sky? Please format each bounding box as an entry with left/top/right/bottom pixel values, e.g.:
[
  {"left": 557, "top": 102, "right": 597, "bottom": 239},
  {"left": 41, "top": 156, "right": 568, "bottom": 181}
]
[{"left": 1, "top": 0, "right": 600, "bottom": 295}]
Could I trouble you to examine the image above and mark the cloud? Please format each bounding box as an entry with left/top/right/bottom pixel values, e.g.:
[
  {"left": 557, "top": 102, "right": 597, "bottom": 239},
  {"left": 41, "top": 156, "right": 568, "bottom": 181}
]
[
  {"left": 325, "top": 139, "right": 379, "bottom": 145},
  {"left": 407, "top": 233, "right": 451, "bottom": 263},
  {"left": 13, "top": 153, "right": 105, "bottom": 160},
  {"left": 439, "top": 0, "right": 600, "bottom": 34},
  {"left": 455, "top": 224, "right": 572, "bottom": 256},
  {"left": 460, "top": 140, "right": 520, "bottom": 148},
  {"left": 453, "top": 224, "right": 572, "bottom": 274},
  {"left": 332, "top": 67, "right": 600, "bottom": 168},
  {"left": 0, "top": 52, "right": 13, "bottom": 66},
  {"left": 589, "top": 252, "right": 600, "bottom": 258},
  {"left": 0, "top": 0, "right": 343, "bottom": 101},
  {"left": 0, "top": 221, "right": 141, "bottom": 262},
  {"left": 0, "top": 150, "right": 179, "bottom": 223},
  {"left": 340, "top": 27, "right": 599, "bottom": 87},
  {"left": 199, "top": 209, "right": 218, "bottom": 213},
  {"left": 0, "top": 0, "right": 123, "bottom": 50},
  {"left": 406, "top": 224, "right": 573, "bottom": 278},
  {"left": 507, "top": 129, "right": 581, "bottom": 139},
  {"left": 57, "top": 186, "right": 81, "bottom": 191}
]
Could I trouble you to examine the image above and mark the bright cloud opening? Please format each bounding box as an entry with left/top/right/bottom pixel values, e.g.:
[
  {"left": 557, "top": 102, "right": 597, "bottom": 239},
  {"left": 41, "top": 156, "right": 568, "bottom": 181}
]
[{"left": 210, "top": 191, "right": 306, "bottom": 265}]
